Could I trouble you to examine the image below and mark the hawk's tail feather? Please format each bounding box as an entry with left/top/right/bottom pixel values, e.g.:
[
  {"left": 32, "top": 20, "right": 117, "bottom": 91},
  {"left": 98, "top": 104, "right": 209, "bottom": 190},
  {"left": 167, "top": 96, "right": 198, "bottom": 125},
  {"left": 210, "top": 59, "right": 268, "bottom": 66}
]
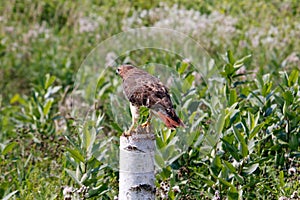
[{"left": 157, "top": 111, "right": 185, "bottom": 129}]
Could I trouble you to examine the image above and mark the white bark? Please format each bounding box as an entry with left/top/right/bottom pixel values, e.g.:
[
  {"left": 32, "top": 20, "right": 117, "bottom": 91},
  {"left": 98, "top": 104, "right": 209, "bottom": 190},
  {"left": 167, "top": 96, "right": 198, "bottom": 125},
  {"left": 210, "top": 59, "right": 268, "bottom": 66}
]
[{"left": 119, "top": 127, "right": 156, "bottom": 200}]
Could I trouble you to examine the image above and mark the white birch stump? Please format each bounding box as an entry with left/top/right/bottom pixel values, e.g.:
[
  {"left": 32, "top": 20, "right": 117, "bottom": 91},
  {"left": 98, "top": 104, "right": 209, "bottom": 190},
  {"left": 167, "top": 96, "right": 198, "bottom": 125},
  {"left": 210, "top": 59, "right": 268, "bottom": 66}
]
[{"left": 119, "top": 127, "right": 156, "bottom": 200}]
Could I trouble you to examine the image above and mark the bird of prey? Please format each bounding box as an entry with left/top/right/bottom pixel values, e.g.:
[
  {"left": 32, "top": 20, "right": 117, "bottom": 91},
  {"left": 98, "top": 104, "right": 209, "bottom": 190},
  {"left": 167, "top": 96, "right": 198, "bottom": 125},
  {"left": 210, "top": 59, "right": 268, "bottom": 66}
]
[{"left": 116, "top": 64, "right": 185, "bottom": 134}]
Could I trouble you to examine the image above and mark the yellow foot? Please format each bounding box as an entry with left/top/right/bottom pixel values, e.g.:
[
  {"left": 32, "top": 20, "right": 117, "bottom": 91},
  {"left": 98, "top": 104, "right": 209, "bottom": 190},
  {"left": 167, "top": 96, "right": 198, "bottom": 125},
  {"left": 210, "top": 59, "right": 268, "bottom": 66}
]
[
  {"left": 141, "top": 121, "right": 151, "bottom": 128},
  {"left": 123, "top": 125, "right": 136, "bottom": 136},
  {"left": 123, "top": 131, "right": 131, "bottom": 136}
]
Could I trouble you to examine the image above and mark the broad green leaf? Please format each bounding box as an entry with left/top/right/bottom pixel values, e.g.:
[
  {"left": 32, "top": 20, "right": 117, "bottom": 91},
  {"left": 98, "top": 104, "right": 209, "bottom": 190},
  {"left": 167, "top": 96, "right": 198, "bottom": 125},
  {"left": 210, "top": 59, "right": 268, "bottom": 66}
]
[
  {"left": 212, "top": 155, "right": 222, "bottom": 170},
  {"left": 45, "top": 74, "right": 56, "bottom": 89},
  {"left": 222, "top": 139, "right": 241, "bottom": 161},
  {"left": 234, "top": 173, "right": 244, "bottom": 184},
  {"left": 283, "top": 90, "right": 293, "bottom": 105},
  {"left": 279, "top": 170, "right": 284, "bottom": 187},
  {"left": 216, "top": 109, "right": 226, "bottom": 135},
  {"left": 178, "top": 61, "right": 189, "bottom": 75},
  {"left": 289, "top": 133, "right": 299, "bottom": 150},
  {"left": 227, "top": 50, "right": 235, "bottom": 65},
  {"left": 66, "top": 148, "right": 85, "bottom": 163},
  {"left": 156, "top": 136, "right": 165, "bottom": 149},
  {"left": 10, "top": 94, "right": 22, "bottom": 104},
  {"left": 218, "top": 176, "right": 236, "bottom": 190},
  {"left": 235, "top": 54, "right": 251, "bottom": 63},
  {"left": 65, "top": 169, "right": 82, "bottom": 186},
  {"left": 229, "top": 89, "right": 237, "bottom": 106},
  {"left": 87, "top": 128, "right": 96, "bottom": 159},
  {"left": 224, "top": 160, "right": 236, "bottom": 173},
  {"left": 88, "top": 184, "right": 109, "bottom": 198},
  {"left": 80, "top": 172, "right": 89, "bottom": 183},
  {"left": 155, "top": 153, "right": 165, "bottom": 169},
  {"left": 83, "top": 123, "right": 93, "bottom": 151},
  {"left": 262, "top": 81, "right": 272, "bottom": 97},
  {"left": 288, "top": 69, "right": 299, "bottom": 87},
  {"left": 2, "top": 141, "right": 18, "bottom": 155},
  {"left": 228, "top": 188, "right": 239, "bottom": 200},
  {"left": 3, "top": 190, "right": 18, "bottom": 200},
  {"left": 233, "top": 126, "right": 248, "bottom": 158},
  {"left": 224, "top": 63, "right": 235, "bottom": 76},
  {"left": 234, "top": 54, "right": 252, "bottom": 69},
  {"left": 243, "top": 163, "right": 259, "bottom": 175},
  {"left": 249, "top": 124, "right": 263, "bottom": 139},
  {"left": 45, "top": 86, "right": 62, "bottom": 98},
  {"left": 43, "top": 99, "right": 53, "bottom": 116},
  {"left": 110, "top": 122, "right": 123, "bottom": 133}
]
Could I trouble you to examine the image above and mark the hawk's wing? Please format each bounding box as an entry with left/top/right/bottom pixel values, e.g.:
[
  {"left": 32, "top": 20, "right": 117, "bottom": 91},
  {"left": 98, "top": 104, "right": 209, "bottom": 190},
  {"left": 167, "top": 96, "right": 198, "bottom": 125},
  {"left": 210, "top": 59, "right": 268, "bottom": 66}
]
[{"left": 123, "top": 68, "right": 184, "bottom": 128}]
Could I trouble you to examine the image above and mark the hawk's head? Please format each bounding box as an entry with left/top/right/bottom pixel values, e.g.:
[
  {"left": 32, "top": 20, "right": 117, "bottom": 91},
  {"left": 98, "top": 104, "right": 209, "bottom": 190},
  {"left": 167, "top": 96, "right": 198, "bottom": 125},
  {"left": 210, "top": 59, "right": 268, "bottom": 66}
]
[{"left": 116, "top": 65, "right": 135, "bottom": 79}]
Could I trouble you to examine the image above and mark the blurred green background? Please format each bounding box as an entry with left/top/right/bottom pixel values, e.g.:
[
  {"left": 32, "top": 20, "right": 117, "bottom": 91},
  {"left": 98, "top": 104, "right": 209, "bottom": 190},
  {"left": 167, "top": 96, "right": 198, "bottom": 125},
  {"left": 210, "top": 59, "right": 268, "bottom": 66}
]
[{"left": 0, "top": 0, "right": 299, "bottom": 199}]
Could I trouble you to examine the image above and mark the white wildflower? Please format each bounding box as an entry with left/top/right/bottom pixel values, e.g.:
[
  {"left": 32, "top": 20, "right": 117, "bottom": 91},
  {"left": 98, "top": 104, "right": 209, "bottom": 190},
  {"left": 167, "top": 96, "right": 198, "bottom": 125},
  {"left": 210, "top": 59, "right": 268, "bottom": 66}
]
[
  {"left": 291, "top": 191, "right": 298, "bottom": 199},
  {"left": 213, "top": 190, "right": 220, "bottom": 200},
  {"left": 172, "top": 185, "right": 181, "bottom": 193},
  {"left": 5, "top": 26, "right": 14, "bottom": 33},
  {"left": 63, "top": 186, "right": 74, "bottom": 200},
  {"left": 122, "top": 4, "right": 238, "bottom": 47},
  {"left": 288, "top": 167, "right": 296, "bottom": 175},
  {"left": 183, "top": 58, "right": 191, "bottom": 63},
  {"left": 78, "top": 14, "right": 105, "bottom": 33},
  {"left": 78, "top": 17, "right": 98, "bottom": 33},
  {"left": 23, "top": 23, "right": 50, "bottom": 42},
  {"left": 278, "top": 196, "right": 289, "bottom": 200}
]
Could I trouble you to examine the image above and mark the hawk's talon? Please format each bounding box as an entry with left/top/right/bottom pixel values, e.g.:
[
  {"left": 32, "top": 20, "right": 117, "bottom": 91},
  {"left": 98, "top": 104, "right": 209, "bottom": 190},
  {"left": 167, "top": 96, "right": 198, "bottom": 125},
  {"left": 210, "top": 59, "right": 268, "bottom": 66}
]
[{"left": 141, "top": 121, "right": 151, "bottom": 128}]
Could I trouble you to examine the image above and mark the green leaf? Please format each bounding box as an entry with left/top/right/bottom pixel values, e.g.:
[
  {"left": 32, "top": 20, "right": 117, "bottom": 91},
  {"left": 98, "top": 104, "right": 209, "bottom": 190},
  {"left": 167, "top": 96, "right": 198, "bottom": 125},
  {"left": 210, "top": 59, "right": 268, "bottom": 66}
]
[
  {"left": 216, "top": 109, "right": 226, "bottom": 135},
  {"left": 10, "top": 94, "right": 20, "bottom": 104},
  {"left": 228, "top": 188, "right": 239, "bottom": 200},
  {"left": 289, "top": 133, "right": 299, "bottom": 150},
  {"left": 262, "top": 81, "right": 273, "bottom": 97},
  {"left": 224, "top": 63, "right": 235, "bottom": 76},
  {"left": 233, "top": 126, "right": 248, "bottom": 158},
  {"left": 234, "top": 173, "right": 244, "bottom": 184},
  {"left": 227, "top": 50, "right": 235, "bottom": 65},
  {"left": 88, "top": 184, "right": 109, "bottom": 198},
  {"left": 43, "top": 99, "right": 53, "bottom": 116},
  {"left": 83, "top": 123, "right": 93, "bottom": 151},
  {"left": 243, "top": 163, "right": 259, "bottom": 175},
  {"left": 234, "top": 54, "right": 252, "bottom": 68},
  {"left": 221, "top": 139, "right": 241, "bottom": 161},
  {"left": 229, "top": 89, "right": 237, "bottom": 106},
  {"left": 288, "top": 69, "right": 299, "bottom": 87},
  {"left": 279, "top": 170, "right": 284, "bottom": 187},
  {"left": 212, "top": 155, "right": 222, "bottom": 170},
  {"left": 110, "top": 122, "right": 123, "bottom": 133},
  {"left": 66, "top": 148, "right": 85, "bottom": 163},
  {"left": 155, "top": 152, "right": 165, "bottom": 169},
  {"left": 283, "top": 90, "right": 293, "bottom": 105},
  {"left": 178, "top": 61, "right": 189, "bottom": 75},
  {"left": 2, "top": 141, "right": 18, "bottom": 155},
  {"left": 86, "top": 128, "right": 96, "bottom": 158},
  {"left": 218, "top": 176, "right": 236, "bottom": 190},
  {"left": 45, "top": 74, "right": 56, "bottom": 90},
  {"left": 2, "top": 190, "right": 18, "bottom": 200},
  {"left": 224, "top": 160, "right": 236, "bottom": 173},
  {"left": 65, "top": 169, "right": 82, "bottom": 186},
  {"left": 249, "top": 124, "right": 263, "bottom": 139}
]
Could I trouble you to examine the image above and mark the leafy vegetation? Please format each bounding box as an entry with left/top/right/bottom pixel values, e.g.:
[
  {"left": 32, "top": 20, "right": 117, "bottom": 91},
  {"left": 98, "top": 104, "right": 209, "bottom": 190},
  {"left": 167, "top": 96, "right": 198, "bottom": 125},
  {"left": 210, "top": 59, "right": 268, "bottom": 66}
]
[{"left": 0, "top": 0, "right": 299, "bottom": 199}]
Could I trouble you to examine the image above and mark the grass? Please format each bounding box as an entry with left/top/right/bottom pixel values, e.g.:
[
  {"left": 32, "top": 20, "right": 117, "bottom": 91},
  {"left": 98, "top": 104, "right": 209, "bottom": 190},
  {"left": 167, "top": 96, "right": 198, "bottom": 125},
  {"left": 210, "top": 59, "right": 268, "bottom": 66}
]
[{"left": 0, "top": 0, "right": 299, "bottom": 199}]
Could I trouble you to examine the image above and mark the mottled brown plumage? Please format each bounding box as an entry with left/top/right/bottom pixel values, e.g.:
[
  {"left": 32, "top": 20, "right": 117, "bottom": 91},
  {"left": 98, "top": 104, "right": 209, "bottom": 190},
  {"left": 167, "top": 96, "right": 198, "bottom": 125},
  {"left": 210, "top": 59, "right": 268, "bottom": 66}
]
[{"left": 116, "top": 64, "right": 184, "bottom": 130}]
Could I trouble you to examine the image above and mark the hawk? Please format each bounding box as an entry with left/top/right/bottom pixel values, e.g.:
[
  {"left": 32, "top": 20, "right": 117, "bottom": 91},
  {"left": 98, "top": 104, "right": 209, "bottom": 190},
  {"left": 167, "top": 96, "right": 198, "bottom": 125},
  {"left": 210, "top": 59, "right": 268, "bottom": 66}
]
[{"left": 116, "top": 64, "right": 185, "bottom": 134}]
